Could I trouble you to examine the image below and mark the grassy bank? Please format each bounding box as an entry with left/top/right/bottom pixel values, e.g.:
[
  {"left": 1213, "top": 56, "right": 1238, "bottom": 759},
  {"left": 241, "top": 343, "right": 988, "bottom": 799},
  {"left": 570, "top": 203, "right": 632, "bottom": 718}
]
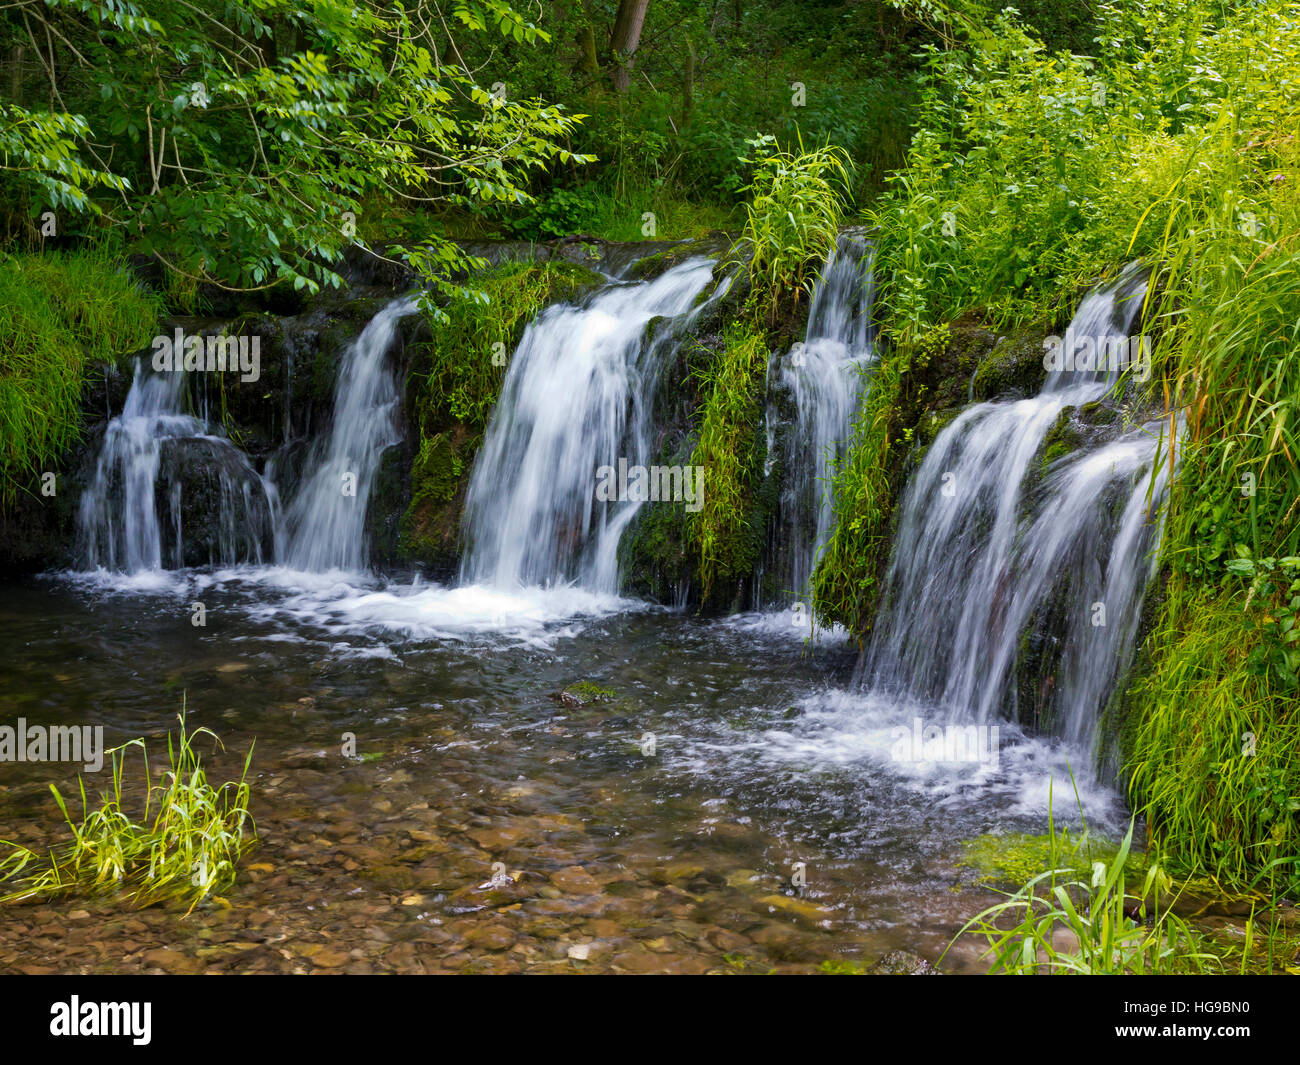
[{"left": 0, "top": 249, "right": 162, "bottom": 506}]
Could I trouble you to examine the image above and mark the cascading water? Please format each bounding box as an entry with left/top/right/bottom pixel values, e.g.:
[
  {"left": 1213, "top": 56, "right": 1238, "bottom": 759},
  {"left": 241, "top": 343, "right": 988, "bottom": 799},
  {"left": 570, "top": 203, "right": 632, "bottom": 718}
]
[
  {"left": 78, "top": 296, "right": 415, "bottom": 576},
  {"left": 862, "top": 264, "right": 1173, "bottom": 752},
  {"left": 282, "top": 297, "right": 416, "bottom": 572},
  {"left": 774, "top": 233, "right": 875, "bottom": 600},
  {"left": 78, "top": 363, "right": 276, "bottom": 572},
  {"left": 461, "top": 258, "right": 718, "bottom": 592}
]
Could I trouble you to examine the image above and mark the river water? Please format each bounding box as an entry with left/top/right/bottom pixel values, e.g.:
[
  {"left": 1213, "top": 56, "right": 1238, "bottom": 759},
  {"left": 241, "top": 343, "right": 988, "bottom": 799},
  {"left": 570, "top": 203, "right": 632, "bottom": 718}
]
[{"left": 0, "top": 565, "right": 1125, "bottom": 974}]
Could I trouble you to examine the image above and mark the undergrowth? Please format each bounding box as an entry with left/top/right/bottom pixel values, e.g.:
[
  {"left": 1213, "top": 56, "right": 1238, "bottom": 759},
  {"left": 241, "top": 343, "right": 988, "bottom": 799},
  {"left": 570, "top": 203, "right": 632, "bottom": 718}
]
[{"left": 0, "top": 248, "right": 162, "bottom": 506}]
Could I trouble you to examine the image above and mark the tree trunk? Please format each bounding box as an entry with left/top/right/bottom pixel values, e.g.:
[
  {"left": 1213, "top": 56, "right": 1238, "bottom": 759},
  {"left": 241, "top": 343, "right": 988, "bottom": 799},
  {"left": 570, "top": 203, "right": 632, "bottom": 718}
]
[
  {"left": 8, "top": 45, "right": 23, "bottom": 107},
  {"left": 578, "top": 24, "right": 600, "bottom": 81},
  {"left": 609, "top": 0, "right": 650, "bottom": 92}
]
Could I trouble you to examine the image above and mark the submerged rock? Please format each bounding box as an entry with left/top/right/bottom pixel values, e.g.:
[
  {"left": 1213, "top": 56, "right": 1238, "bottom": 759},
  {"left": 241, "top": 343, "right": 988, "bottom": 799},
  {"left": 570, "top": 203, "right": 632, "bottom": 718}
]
[{"left": 868, "top": 949, "right": 940, "bottom": 975}]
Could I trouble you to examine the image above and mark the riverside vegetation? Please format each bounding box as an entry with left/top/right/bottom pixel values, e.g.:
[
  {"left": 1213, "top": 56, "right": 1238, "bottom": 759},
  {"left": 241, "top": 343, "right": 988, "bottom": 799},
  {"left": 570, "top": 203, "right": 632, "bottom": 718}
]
[{"left": 0, "top": 0, "right": 1297, "bottom": 975}]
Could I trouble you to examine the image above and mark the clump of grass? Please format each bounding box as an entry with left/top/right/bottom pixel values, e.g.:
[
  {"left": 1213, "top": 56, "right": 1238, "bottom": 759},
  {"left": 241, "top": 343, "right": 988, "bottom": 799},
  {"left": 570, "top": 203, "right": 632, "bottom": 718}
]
[
  {"left": 950, "top": 794, "right": 1217, "bottom": 974},
  {"left": 1124, "top": 576, "right": 1300, "bottom": 893},
  {"left": 0, "top": 705, "right": 255, "bottom": 914},
  {"left": 0, "top": 248, "right": 163, "bottom": 506},
  {"left": 686, "top": 321, "right": 770, "bottom": 601},
  {"left": 736, "top": 136, "right": 853, "bottom": 320}
]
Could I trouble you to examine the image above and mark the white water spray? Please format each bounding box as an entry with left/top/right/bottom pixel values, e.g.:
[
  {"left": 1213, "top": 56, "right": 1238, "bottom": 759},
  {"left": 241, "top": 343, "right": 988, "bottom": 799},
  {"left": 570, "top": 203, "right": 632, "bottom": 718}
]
[{"left": 461, "top": 258, "right": 718, "bottom": 592}]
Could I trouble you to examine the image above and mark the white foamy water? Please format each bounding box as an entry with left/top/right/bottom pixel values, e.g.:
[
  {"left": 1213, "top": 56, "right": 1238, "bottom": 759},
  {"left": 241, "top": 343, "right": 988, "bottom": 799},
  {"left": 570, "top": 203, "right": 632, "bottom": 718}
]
[
  {"left": 773, "top": 232, "right": 875, "bottom": 601},
  {"left": 462, "top": 257, "right": 719, "bottom": 592},
  {"left": 679, "top": 686, "right": 1125, "bottom": 829},
  {"left": 720, "top": 608, "right": 853, "bottom": 646},
  {"left": 270, "top": 580, "right": 636, "bottom": 647}
]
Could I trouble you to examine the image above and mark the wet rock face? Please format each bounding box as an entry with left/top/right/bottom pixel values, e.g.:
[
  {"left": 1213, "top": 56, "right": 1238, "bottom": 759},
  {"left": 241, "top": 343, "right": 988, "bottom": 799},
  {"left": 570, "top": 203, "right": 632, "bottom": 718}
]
[
  {"left": 156, "top": 438, "right": 276, "bottom": 567},
  {"left": 971, "top": 327, "right": 1051, "bottom": 401}
]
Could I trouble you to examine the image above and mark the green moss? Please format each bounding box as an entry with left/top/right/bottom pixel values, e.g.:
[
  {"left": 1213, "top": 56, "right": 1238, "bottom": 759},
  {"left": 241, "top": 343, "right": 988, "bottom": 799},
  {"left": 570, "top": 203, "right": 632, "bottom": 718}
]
[
  {"left": 1039, "top": 407, "right": 1081, "bottom": 469},
  {"left": 399, "top": 427, "right": 476, "bottom": 566},
  {"left": 970, "top": 326, "right": 1050, "bottom": 400},
  {"left": 619, "top": 435, "right": 697, "bottom": 600},
  {"left": 686, "top": 322, "right": 770, "bottom": 605},
  {"left": 819, "top": 959, "right": 871, "bottom": 975},
  {"left": 0, "top": 249, "right": 163, "bottom": 506},
  {"left": 563, "top": 681, "right": 615, "bottom": 703},
  {"left": 960, "top": 830, "right": 1150, "bottom": 889}
]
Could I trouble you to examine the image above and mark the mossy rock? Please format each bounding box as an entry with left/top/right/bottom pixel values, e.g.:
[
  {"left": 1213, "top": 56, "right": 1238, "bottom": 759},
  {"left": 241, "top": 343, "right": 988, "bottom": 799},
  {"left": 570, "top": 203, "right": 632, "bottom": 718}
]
[
  {"left": 960, "top": 830, "right": 1149, "bottom": 889},
  {"left": 628, "top": 233, "right": 735, "bottom": 282},
  {"left": 1039, "top": 406, "right": 1083, "bottom": 470},
  {"left": 397, "top": 426, "right": 477, "bottom": 573},
  {"left": 971, "top": 324, "right": 1051, "bottom": 401}
]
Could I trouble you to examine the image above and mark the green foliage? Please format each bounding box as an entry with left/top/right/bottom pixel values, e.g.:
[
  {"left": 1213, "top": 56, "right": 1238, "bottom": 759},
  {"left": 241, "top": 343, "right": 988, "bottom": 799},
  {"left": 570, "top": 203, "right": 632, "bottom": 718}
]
[
  {"left": 1124, "top": 576, "right": 1300, "bottom": 894},
  {"left": 868, "top": 1, "right": 1299, "bottom": 338},
  {"left": 507, "top": 183, "right": 606, "bottom": 240},
  {"left": 687, "top": 322, "right": 769, "bottom": 601},
  {"left": 500, "top": 180, "right": 735, "bottom": 242},
  {"left": 953, "top": 812, "right": 1217, "bottom": 974},
  {"left": 469, "top": 0, "right": 920, "bottom": 207},
  {"left": 0, "top": 706, "right": 256, "bottom": 914},
  {"left": 737, "top": 136, "right": 853, "bottom": 317},
  {"left": 0, "top": 104, "right": 127, "bottom": 221},
  {"left": 0, "top": 249, "right": 162, "bottom": 506},
  {"left": 1226, "top": 553, "right": 1300, "bottom": 689},
  {"left": 1, "top": 0, "right": 590, "bottom": 294}
]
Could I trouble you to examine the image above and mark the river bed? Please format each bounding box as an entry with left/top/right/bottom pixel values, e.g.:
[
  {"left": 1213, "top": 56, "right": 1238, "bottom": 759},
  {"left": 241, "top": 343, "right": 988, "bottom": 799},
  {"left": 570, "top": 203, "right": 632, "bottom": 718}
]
[{"left": 0, "top": 569, "right": 1128, "bottom": 974}]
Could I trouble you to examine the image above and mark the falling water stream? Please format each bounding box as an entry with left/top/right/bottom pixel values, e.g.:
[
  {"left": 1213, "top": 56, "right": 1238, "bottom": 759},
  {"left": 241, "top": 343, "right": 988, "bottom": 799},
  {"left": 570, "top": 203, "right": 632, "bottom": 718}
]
[
  {"left": 863, "top": 265, "right": 1173, "bottom": 753},
  {"left": 462, "top": 258, "right": 718, "bottom": 592},
  {"left": 78, "top": 363, "right": 278, "bottom": 572},
  {"left": 774, "top": 233, "right": 875, "bottom": 602},
  {"left": 282, "top": 297, "right": 416, "bottom": 572}
]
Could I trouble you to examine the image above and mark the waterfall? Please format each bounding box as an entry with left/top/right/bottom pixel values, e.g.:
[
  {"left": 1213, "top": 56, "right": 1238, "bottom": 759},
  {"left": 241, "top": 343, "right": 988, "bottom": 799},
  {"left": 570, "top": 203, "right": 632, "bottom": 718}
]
[
  {"left": 461, "top": 258, "right": 718, "bottom": 592},
  {"left": 282, "top": 297, "right": 416, "bottom": 572},
  {"left": 862, "top": 264, "right": 1172, "bottom": 750},
  {"left": 78, "top": 363, "right": 276, "bottom": 572},
  {"left": 775, "top": 233, "right": 875, "bottom": 600}
]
